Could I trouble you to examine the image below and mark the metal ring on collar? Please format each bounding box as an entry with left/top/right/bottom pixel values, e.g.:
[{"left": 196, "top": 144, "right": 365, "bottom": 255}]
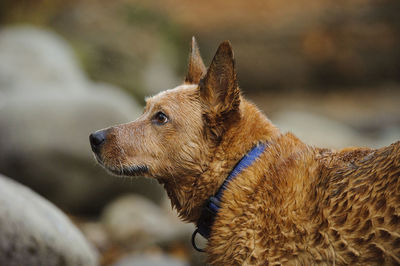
[{"left": 191, "top": 229, "right": 206, "bottom": 252}]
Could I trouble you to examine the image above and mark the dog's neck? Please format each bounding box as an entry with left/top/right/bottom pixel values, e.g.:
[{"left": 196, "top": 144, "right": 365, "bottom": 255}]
[{"left": 159, "top": 99, "right": 280, "bottom": 223}]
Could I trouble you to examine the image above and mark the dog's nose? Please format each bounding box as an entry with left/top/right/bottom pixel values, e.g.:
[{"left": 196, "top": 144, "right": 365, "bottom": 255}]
[{"left": 89, "top": 130, "right": 107, "bottom": 153}]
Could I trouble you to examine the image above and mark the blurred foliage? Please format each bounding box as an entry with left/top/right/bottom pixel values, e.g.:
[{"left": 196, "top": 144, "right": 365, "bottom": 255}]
[
  {"left": 123, "top": 4, "right": 187, "bottom": 57},
  {"left": 0, "top": 0, "right": 76, "bottom": 24},
  {"left": 1, "top": 0, "right": 399, "bottom": 96}
]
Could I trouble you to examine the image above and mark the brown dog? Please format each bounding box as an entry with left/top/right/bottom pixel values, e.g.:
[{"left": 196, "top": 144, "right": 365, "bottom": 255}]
[{"left": 90, "top": 38, "right": 400, "bottom": 265}]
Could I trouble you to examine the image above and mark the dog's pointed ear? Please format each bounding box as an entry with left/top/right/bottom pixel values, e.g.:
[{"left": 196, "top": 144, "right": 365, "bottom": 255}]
[
  {"left": 185, "top": 37, "right": 206, "bottom": 84},
  {"left": 199, "top": 41, "right": 240, "bottom": 118}
]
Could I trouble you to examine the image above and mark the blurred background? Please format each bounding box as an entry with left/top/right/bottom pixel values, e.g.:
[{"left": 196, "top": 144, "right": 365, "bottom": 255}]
[{"left": 0, "top": 0, "right": 399, "bottom": 265}]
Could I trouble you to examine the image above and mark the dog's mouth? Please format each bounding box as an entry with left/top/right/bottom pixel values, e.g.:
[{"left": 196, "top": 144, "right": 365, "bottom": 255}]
[
  {"left": 108, "top": 165, "right": 149, "bottom": 176},
  {"left": 93, "top": 154, "right": 149, "bottom": 176}
]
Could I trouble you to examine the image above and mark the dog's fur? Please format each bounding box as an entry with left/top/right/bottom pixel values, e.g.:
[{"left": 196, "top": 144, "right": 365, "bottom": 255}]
[{"left": 91, "top": 38, "right": 400, "bottom": 265}]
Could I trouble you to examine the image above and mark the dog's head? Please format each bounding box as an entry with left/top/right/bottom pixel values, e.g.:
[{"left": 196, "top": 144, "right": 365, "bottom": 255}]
[{"left": 90, "top": 38, "right": 241, "bottom": 179}]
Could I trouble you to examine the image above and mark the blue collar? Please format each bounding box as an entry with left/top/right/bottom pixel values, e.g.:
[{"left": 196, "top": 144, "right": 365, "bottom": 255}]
[{"left": 192, "top": 143, "right": 267, "bottom": 251}]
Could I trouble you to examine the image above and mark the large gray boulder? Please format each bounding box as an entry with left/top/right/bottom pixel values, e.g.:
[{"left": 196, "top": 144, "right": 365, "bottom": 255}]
[
  {"left": 272, "top": 110, "right": 370, "bottom": 149},
  {"left": 0, "top": 26, "right": 87, "bottom": 94},
  {"left": 0, "top": 26, "right": 165, "bottom": 214},
  {"left": 113, "top": 254, "right": 188, "bottom": 266},
  {"left": 271, "top": 110, "right": 400, "bottom": 149},
  {"left": 0, "top": 174, "right": 98, "bottom": 266},
  {"left": 101, "top": 195, "right": 194, "bottom": 248}
]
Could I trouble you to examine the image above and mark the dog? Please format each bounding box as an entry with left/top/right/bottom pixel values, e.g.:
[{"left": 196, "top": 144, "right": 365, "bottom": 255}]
[{"left": 90, "top": 37, "right": 400, "bottom": 265}]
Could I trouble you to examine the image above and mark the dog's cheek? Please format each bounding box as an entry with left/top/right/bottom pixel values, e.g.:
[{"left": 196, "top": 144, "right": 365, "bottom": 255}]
[
  {"left": 175, "top": 138, "right": 208, "bottom": 174},
  {"left": 123, "top": 122, "right": 151, "bottom": 156}
]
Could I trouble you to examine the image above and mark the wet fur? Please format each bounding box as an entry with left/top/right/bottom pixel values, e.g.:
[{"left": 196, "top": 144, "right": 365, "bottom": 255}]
[{"left": 91, "top": 38, "right": 400, "bottom": 265}]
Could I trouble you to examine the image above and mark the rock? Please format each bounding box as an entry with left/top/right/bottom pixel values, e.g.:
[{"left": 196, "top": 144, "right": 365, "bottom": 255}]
[
  {"left": 79, "top": 222, "right": 110, "bottom": 253},
  {"left": 0, "top": 26, "right": 87, "bottom": 94},
  {"left": 112, "top": 253, "right": 188, "bottom": 266},
  {"left": 272, "top": 110, "right": 372, "bottom": 149},
  {"left": 101, "top": 195, "right": 194, "bottom": 247},
  {"left": 0, "top": 174, "right": 98, "bottom": 266},
  {"left": 0, "top": 26, "right": 165, "bottom": 214}
]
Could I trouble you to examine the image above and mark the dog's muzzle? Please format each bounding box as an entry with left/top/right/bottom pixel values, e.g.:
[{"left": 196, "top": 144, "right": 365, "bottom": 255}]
[{"left": 89, "top": 129, "right": 107, "bottom": 153}]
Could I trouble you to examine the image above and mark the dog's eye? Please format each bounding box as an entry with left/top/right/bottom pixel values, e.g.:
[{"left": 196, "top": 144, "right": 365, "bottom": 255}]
[{"left": 153, "top": 111, "right": 169, "bottom": 125}]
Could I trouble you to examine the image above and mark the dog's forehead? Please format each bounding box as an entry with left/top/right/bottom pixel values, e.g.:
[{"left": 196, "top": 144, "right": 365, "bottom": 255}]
[{"left": 145, "top": 84, "right": 198, "bottom": 109}]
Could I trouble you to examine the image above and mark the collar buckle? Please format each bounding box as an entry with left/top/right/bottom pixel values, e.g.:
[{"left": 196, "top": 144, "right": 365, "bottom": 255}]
[{"left": 196, "top": 196, "right": 220, "bottom": 239}]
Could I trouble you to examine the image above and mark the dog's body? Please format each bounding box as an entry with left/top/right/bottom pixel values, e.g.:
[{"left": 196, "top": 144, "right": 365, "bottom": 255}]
[{"left": 90, "top": 38, "right": 400, "bottom": 265}]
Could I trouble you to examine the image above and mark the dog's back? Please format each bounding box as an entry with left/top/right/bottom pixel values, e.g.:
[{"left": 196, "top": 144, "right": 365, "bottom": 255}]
[
  {"left": 207, "top": 135, "right": 400, "bottom": 265},
  {"left": 314, "top": 141, "right": 400, "bottom": 265}
]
